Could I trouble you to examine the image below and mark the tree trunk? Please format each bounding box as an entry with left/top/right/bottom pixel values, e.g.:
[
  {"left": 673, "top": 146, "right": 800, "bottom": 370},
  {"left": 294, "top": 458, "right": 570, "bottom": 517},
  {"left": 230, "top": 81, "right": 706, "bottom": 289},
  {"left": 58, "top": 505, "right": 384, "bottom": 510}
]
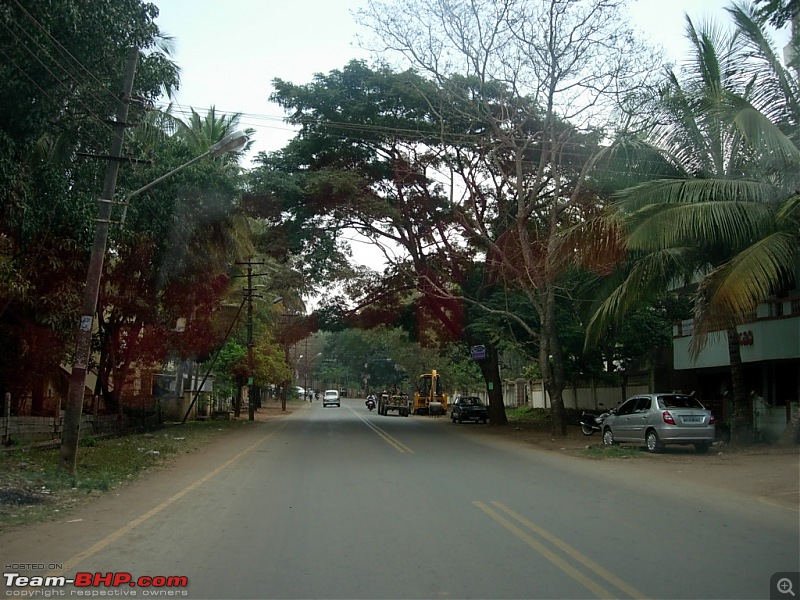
[
  {"left": 541, "top": 289, "right": 567, "bottom": 436},
  {"left": 727, "top": 327, "right": 752, "bottom": 444},
  {"left": 476, "top": 343, "right": 507, "bottom": 425}
]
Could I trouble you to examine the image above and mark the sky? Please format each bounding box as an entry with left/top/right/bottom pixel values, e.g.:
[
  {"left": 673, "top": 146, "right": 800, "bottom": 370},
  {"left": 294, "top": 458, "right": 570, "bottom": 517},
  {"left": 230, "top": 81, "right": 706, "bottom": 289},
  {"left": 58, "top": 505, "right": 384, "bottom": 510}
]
[
  {"left": 153, "top": 0, "right": 788, "bottom": 162},
  {"left": 154, "top": 0, "right": 370, "bottom": 160}
]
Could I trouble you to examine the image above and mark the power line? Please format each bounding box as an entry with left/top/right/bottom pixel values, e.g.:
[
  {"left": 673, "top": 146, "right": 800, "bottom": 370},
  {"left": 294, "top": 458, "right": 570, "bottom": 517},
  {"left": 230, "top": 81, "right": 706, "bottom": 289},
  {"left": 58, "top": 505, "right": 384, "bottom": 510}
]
[
  {"left": 8, "top": 0, "right": 121, "bottom": 106},
  {"left": 155, "top": 103, "right": 712, "bottom": 180},
  {"left": 0, "top": 12, "right": 117, "bottom": 140}
]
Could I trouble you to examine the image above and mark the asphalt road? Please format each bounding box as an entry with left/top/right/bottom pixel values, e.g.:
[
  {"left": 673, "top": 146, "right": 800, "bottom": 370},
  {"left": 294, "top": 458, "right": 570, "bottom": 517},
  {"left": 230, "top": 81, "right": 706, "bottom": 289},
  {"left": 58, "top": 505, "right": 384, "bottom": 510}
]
[{"left": 2, "top": 398, "right": 798, "bottom": 599}]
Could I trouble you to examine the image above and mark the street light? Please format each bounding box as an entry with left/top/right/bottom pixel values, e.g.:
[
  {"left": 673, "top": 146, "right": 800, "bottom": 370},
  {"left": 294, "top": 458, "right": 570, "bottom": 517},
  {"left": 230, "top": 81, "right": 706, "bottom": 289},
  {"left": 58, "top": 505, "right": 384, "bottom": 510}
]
[{"left": 58, "top": 129, "right": 249, "bottom": 473}]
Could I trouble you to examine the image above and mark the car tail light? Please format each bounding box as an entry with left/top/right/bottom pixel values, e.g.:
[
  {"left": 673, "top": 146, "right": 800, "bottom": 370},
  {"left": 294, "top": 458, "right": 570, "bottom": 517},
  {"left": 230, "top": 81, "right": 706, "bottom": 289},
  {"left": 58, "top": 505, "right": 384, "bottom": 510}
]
[
  {"left": 662, "top": 411, "right": 676, "bottom": 424},
  {"left": 709, "top": 414, "right": 715, "bottom": 425}
]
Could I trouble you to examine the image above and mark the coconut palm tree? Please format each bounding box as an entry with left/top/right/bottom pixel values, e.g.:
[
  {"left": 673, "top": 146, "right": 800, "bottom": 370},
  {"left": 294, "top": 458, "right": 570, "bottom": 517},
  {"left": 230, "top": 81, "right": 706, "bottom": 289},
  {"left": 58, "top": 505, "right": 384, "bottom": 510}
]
[
  {"left": 587, "top": 2, "right": 799, "bottom": 443},
  {"left": 175, "top": 105, "right": 255, "bottom": 159}
]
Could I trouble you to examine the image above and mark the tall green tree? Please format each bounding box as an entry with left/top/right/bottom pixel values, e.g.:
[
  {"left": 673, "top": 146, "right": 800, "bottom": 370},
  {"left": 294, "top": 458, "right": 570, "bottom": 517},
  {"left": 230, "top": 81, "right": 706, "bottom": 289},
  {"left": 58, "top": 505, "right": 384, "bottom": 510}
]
[
  {"left": 256, "top": 61, "right": 519, "bottom": 423},
  {"left": 358, "top": 0, "right": 661, "bottom": 435},
  {"left": 0, "top": 0, "right": 179, "bottom": 411}
]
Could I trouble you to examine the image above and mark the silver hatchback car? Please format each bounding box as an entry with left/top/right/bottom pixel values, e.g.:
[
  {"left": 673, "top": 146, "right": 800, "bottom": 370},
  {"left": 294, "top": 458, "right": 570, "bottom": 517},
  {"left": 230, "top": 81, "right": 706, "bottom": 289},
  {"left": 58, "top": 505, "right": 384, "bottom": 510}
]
[{"left": 602, "top": 393, "right": 715, "bottom": 453}]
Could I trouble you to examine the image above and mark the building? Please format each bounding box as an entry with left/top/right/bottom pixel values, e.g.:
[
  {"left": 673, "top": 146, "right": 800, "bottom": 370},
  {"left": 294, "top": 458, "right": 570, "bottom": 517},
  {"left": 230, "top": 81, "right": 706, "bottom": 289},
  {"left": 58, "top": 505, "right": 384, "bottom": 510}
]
[{"left": 673, "top": 294, "right": 800, "bottom": 441}]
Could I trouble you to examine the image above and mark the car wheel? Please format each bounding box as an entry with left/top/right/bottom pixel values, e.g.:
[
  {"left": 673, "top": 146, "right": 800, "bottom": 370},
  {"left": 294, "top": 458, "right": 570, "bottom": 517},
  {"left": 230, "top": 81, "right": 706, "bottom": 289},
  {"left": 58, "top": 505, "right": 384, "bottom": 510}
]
[
  {"left": 451, "top": 413, "right": 456, "bottom": 422},
  {"left": 602, "top": 428, "right": 615, "bottom": 446},
  {"left": 694, "top": 441, "right": 711, "bottom": 453},
  {"left": 646, "top": 429, "right": 664, "bottom": 453}
]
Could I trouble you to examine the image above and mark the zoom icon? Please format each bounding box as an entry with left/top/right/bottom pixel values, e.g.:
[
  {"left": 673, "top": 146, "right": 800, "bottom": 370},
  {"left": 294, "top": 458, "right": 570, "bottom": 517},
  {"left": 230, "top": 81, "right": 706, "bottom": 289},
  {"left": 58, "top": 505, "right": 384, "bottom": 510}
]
[{"left": 772, "top": 572, "right": 800, "bottom": 599}]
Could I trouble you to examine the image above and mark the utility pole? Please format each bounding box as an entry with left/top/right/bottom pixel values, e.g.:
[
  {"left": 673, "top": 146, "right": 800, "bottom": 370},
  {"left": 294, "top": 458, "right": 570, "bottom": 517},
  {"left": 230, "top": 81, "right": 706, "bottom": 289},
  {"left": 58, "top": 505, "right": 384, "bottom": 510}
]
[
  {"left": 180, "top": 298, "right": 246, "bottom": 424},
  {"left": 247, "top": 263, "right": 255, "bottom": 421},
  {"left": 237, "top": 259, "right": 263, "bottom": 421},
  {"left": 59, "top": 48, "right": 138, "bottom": 473},
  {"left": 303, "top": 337, "right": 309, "bottom": 400}
]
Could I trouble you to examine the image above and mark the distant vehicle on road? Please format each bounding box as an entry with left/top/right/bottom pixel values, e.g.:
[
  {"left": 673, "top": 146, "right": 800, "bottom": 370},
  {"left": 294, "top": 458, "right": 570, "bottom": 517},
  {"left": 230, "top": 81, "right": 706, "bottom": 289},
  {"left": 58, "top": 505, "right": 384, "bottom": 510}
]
[
  {"left": 450, "top": 396, "right": 489, "bottom": 424},
  {"left": 323, "top": 389, "right": 341, "bottom": 408},
  {"left": 377, "top": 391, "right": 410, "bottom": 417},
  {"left": 602, "top": 393, "right": 715, "bottom": 453},
  {"left": 413, "top": 369, "right": 448, "bottom": 415}
]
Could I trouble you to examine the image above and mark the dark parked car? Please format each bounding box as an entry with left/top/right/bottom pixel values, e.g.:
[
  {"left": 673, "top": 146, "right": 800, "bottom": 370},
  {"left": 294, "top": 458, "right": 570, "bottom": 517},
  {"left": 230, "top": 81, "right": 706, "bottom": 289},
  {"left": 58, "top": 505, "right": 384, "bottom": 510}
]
[
  {"left": 602, "top": 393, "right": 715, "bottom": 453},
  {"left": 451, "top": 396, "right": 489, "bottom": 424}
]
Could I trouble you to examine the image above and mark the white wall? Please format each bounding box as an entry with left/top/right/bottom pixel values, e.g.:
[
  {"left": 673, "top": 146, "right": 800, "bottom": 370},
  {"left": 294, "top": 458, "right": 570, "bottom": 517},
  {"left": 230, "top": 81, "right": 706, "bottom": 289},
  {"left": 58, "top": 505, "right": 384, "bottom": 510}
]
[{"left": 467, "top": 380, "right": 650, "bottom": 410}]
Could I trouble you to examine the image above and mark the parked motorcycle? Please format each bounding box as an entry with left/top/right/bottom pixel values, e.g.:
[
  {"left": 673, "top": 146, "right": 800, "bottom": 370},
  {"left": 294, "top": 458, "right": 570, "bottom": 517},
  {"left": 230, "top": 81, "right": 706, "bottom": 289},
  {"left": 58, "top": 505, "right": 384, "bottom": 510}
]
[
  {"left": 365, "top": 396, "right": 376, "bottom": 411},
  {"left": 579, "top": 408, "right": 611, "bottom": 436}
]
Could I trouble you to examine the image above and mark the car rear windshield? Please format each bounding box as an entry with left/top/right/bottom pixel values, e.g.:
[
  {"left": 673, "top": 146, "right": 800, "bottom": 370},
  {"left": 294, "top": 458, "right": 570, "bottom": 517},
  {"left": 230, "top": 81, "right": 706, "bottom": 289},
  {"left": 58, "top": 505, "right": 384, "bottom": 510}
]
[{"left": 657, "top": 395, "right": 704, "bottom": 409}]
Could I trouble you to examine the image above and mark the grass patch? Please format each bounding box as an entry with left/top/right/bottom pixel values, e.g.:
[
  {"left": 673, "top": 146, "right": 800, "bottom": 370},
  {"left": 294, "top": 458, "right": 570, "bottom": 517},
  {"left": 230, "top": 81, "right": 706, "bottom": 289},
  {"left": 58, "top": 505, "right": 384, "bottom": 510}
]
[
  {"left": 579, "top": 444, "right": 643, "bottom": 459},
  {"left": 0, "top": 419, "right": 247, "bottom": 531},
  {"left": 505, "top": 406, "right": 554, "bottom": 426}
]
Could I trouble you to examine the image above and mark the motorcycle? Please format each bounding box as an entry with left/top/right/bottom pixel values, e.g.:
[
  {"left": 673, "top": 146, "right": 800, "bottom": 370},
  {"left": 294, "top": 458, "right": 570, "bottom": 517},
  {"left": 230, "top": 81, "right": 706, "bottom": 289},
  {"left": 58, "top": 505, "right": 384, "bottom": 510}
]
[
  {"left": 365, "top": 396, "right": 376, "bottom": 411},
  {"left": 579, "top": 408, "right": 611, "bottom": 436}
]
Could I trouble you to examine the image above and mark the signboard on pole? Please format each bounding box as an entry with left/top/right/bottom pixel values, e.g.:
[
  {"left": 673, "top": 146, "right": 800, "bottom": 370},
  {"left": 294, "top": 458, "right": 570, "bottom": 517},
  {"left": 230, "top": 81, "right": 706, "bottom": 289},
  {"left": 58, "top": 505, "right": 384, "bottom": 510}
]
[{"left": 470, "top": 345, "right": 486, "bottom": 360}]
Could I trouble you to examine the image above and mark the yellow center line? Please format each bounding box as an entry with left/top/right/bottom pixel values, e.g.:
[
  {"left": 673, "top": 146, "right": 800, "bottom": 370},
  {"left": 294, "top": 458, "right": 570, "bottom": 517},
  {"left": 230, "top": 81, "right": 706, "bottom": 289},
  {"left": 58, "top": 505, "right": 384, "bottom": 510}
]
[
  {"left": 491, "top": 501, "right": 648, "bottom": 600},
  {"left": 47, "top": 417, "right": 294, "bottom": 578},
  {"left": 474, "top": 501, "right": 615, "bottom": 599},
  {"left": 348, "top": 406, "right": 414, "bottom": 453}
]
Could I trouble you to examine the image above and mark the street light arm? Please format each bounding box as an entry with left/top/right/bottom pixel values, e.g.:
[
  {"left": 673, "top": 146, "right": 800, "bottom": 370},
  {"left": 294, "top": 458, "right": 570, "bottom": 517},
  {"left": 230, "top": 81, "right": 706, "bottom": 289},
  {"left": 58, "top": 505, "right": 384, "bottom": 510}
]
[
  {"left": 123, "top": 151, "right": 209, "bottom": 203},
  {"left": 122, "top": 130, "right": 249, "bottom": 203}
]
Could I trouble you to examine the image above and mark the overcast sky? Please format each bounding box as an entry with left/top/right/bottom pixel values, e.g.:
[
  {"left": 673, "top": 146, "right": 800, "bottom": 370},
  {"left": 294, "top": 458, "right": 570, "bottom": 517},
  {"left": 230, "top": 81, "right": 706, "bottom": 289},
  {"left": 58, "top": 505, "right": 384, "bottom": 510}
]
[{"left": 153, "top": 0, "right": 788, "bottom": 163}]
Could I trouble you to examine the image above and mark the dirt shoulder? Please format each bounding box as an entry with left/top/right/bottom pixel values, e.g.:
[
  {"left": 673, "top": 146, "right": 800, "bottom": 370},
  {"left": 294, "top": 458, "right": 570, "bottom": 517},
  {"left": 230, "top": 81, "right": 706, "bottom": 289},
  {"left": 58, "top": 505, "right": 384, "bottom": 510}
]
[
  {"left": 0, "top": 402, "right": 300, "bottom": 534},
  {"left": 460, "top": 419, "right": 800, "bottom": 512}
]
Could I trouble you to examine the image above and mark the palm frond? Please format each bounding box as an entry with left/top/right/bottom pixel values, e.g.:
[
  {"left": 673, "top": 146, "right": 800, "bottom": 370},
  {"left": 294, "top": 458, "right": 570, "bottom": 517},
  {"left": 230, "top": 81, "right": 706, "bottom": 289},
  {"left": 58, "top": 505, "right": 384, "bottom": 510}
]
[
  {"left": 624, "top": 200, "right": 776, "bottom": 254},
  {"left": 726, "top": 1, "right": 800, "bottom": 125},
  {"left": 586, "top": 248, "right": 694, "bottom": 343},
  {"left": 733, "top": 105, "right": 800, "bottom": 164},
  {"left": 614, "top": 177, "right": 781, "bottom": 211},
  {"left": 776, "top": 193, "right": 800, "bottom": 227},
  {"left": 652, "top": 72, "right": 716, "bottom": 175},
  {"left": 694, "top": 231, "right": 797, "bottom": 335}
]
